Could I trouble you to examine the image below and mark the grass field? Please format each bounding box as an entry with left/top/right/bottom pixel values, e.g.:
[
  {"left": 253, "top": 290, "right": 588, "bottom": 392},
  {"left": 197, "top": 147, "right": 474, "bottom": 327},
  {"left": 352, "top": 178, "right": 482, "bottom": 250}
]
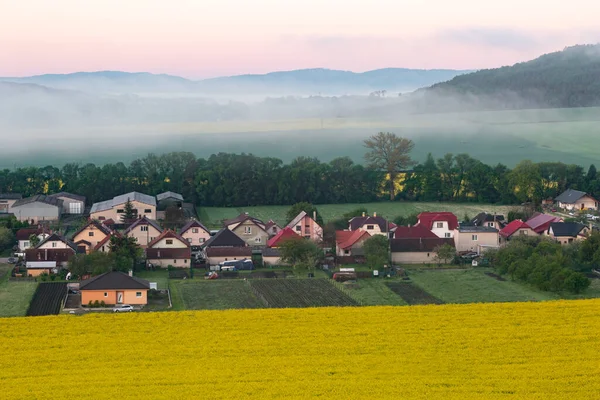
[
  {"left": 0, "top": 268, "right": 38, "bottom": 317},
  {"left": 2, "top": 301, "right": 599, "bottom": 398},
  {"left": 198, "top": 202, "right": 516, "bottom": 227},
  {"left": 170, "top": 280, "right": 264, "bottom": 310},
  {"left": 335, "top": 279, "right": 407, "bottom": 306},
  {"left": 407, "top": 268, "right": 558, "bottom": 303},
  {"left": 134, "top": 270, "right": 169, "bottom": 290}
]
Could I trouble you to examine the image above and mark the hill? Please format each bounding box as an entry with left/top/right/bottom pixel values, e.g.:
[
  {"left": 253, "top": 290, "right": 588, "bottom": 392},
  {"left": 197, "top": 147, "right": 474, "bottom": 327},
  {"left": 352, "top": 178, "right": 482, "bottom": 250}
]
[
  {"left": 419, "top": 44, "right": 600, "bottom": 110},
  {"left": 1, "top": 301, "right": 598, "bottom": 398}
]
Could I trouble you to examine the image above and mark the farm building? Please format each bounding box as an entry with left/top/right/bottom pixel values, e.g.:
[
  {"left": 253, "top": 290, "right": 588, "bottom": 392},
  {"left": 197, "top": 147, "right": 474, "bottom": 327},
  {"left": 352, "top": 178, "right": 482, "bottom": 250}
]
[
  {"left": 90, "top": 192, "right": 156, "bottom": 221},
  {"left": 156, "top": 191, "right": 184, "bottom": 219},
  {"left": 145, "top": 230, "right": 191, "bottom": 268},
  {"left": 11, "top": 195, "right": 63, "bottom": 223},
  {"left": 555, "top": 189, "right": 598, "bottom": 211},
  {"left": 47, "top": 192, "right": 86, "bottom": 214},
  {"left": 390, "top": 237, "right": 455, "bottom": 264},
  {"left": 79, "top": 271, "right": 150, "bottom": 306},
  {"left": 415, "top": 212, "right": 459, "bottom": 239}
]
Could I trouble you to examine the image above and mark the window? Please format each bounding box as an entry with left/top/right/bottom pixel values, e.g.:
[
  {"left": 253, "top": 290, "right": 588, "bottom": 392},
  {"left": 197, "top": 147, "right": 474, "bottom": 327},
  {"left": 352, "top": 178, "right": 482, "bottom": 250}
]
[
  {"left": 98, "top": 216, "right": 105, "bottom": 221},
  {"left": 192, "top": 228, "right": 199, "bottom": 233},
  {"left": 52, "top": 242, "right": 57, "bottom": 248},
  {"left": 184, "top": 259, "right": 188, "bottom": 264},
  {"left": 436, "top": 222, "right": 444, "bottom": 228},
  {"left": 568, "top": 238, "right": 574, "bottom": 243},
  {"left": 69, "top": 203, "right": 82, "bottom": 214},
  {"left": 104, "top": 292, "right": 108, "bottom": 297},
  {"left": 520, "top": 230, "right": 528, "bottom": 235},
  {"left": 187, "top": 238, "right": 192, "bottom": 243},
  {"left": 141, "top": 226, "right": 148, "bottom": 232},
  {"left": 199, "top": 238, "right": 205, "bottom": 243},
  {"left": 136, "top": 292, "right": 142, "bottom": 298},
  {"left": 254, "top": 237, "right": 262, "bottom": 243},
  {"left": 472, "top": 234, "right": 478, "bottom": 241},
  {"left": 244, "top": 226, "right": 252, "bottom": 234},
  {"left": 487, "top": 222, "right": 494, "bottom": 227},
  {"left": 144, "top": 209, "right": 152, "bottom": 213},
  {"left": 174, "top": 259, "right": 177, "bottom": 263},
  {"left": 116, "top": 209, "right": 124, "bottom": 213},
  {"left": 444, "top": 233, "right": 451, "bottom": 238},
  {"left": 23, "top": 241, "right": 29, "bottom": 248},
  {"left": 427, "top": 253, "right": 430, "bottom": 257},
  {"left": 366, "top": 225, "right": 374, "bottom": 230},
  {"left": 295, "top": 226, "right": 301, "bottom": 232},
  {"left": 166, "top": 239, "right": 173, "bottom": 245},
  {"left": 344, "top": 249, "right": 350, "bottom": 255},
  {"left": 88, "top": 232, "right": 94, "bottom": 237}
]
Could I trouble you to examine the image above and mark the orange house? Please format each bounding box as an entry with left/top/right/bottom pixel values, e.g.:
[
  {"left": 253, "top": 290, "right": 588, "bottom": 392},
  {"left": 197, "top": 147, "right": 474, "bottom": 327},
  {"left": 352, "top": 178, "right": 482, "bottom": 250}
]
[{"left": 79, "top": 271, "right": 150, "bottom": 306}]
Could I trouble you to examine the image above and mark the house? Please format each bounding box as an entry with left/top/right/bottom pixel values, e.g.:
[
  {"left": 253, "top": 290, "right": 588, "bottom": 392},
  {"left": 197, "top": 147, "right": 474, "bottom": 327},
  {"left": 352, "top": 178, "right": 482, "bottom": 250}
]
[
  {"left": 262, "top": 247, "right": 283, "bottom": 266},
  {"left": 71, "top": 220, "right": 113, "bottom": 253},
  {"left": 0, "top": 193, "right": 22, "bottom": 214},
  {"left": 90, "top": 192, "right": 156, "bottom": 221},
  {"left": 10, "top": 195, "right": 63, "bottom": 223},
  {"left": 227, "top": 214, "right": 270, "bottom": 247},
  {"left": 348, "top": 212, "right": 396, "bottom": 237},
  {"left": 93, "top": 234, "right": 119, "bottom": 253},
  {"left": 525, "top": 213, "right": 563, "bottom": 234},
  {"left": 179, "top": 220, "right": 211, "bottom": 250},
  {"left": 146, "top": 230, "right": 192, "bottom": 268},
  {"left": 547, "top": 222, "right": 590, "bottom": 244},
  {"left": 47, "top": 192, "right": 86, "bottom": 214},
  {"left": 453, "top": 226, "right": 499, "bottom": 253},
  {"left": 203, "top": 228, "right": 247, "bottom": 249},
  {"left": 202, "top": 228, "right": 249, "bottom": 265},
  {"left": 123, "top": 216, "right": 163, "bottom": 248},
  {"left": 156, "top": 191, "right": 184, "bottom": 220},
  {"left": 415, "top": 212, "right": 459, "bottom": 238},
  {"left": 499, "top": 220, "right": 535, "bottom": 242},
  {"left": 267, "top": 227, "right": 301, "bottom": 247},
  {"left": 555, "top": 189, "right": 598, "bottom": 211},
  {"left": 335, "top": 230, "right": 371, "bottom": 257},
  {"left": 391, "top": 237, "right": 455, "bottom": 264},
  {"left": 393, "top": 225, "right": 438, "bottom": 239},
  {"left": 224, "top": 213, "right": 265, "bottom": 231},
  {"left": 286, "top": 211, "right": 323, "bottom": 242},
  {"left": 265, "top": 220, "right": 282, "bottom": 237},
  {"left": 25, "top": 234, "right": 78, "bottom": 275},
  {"left": 16, "top": 227, "right": 50, "bottom": 252},
  {"left": 79, "top": 271, "right": 150, "bottom": 306},
  {"left": 471, "top": 213, "right": 505, "bottom": 230}
]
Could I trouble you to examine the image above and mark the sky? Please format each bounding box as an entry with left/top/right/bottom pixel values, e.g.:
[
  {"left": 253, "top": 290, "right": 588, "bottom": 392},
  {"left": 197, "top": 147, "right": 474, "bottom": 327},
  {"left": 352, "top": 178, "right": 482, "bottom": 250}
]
[{"left": 1, "top": 0, "right": 599, "bottom": 78}]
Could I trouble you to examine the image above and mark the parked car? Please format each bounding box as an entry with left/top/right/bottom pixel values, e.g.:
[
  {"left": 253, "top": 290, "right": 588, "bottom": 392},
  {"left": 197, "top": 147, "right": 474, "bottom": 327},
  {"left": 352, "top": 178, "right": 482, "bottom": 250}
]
[
  {"left": 7, "top": 257, "right": 16, "bottom": 264},
  {"left": 113, "top": 304, "right": 134, "bottom": 313}
]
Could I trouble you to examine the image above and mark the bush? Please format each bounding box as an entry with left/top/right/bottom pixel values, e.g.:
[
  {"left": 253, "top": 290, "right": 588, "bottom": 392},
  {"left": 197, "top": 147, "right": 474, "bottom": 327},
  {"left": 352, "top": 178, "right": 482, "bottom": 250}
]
[
  {"left": 100, "top": 301, "right": 106, "bottom": 307},
  {"left": 93, "top": 300, "right": 100, "bottom": 308},
  {"left": 88, "top": 300, "right": 93, "bottom": 307}
]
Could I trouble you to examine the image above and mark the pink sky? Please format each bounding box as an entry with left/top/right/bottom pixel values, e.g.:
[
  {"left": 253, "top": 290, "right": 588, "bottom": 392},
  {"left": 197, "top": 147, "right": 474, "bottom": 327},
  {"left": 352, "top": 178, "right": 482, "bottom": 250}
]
[{"left": 1, "top": 0, "right": 599, "bottom": 78}]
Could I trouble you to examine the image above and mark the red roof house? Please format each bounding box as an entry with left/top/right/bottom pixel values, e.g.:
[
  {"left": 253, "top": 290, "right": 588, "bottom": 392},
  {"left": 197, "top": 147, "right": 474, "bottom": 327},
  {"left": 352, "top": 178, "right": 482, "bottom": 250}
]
[
  {"left": 500, "top": 220, "right": 535, "bottom": 239},
  {"left": 415, "top": 212, "right": 459, "bottom": 238},
  {"left": 267, "top": 227, "right": 301, "bottom": 247},
  {"left": 393, "top": 225, "right": 438, "bottom": 239},
  {"left": 335, "top": 230, "right": 371, "bottom": 257},
  {"left": 525, "top": 214, "right": 563, "bottom": 234}
]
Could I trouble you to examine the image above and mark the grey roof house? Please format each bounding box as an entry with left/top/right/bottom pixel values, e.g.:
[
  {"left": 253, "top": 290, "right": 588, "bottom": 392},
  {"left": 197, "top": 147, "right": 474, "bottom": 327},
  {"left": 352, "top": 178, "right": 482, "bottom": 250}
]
[
  {"left": 48, "top": 192, "right": 86, "bottom": 214},
  {"left": 90, "top": 192, "right": 157, "bottom": 221},
  {"left": 555, "top": 189, "right": 598, "bottom": 211},
  {"left": 0, "top": 193, "right": 22, "bottom": 214},
  {"left": 11, "top": 195, "right": 63, "bottom": 223}
]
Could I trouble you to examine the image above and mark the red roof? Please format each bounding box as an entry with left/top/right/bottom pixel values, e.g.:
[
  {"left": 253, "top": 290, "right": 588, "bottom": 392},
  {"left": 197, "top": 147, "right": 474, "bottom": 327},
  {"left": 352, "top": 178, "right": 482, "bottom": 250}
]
[
  {"left": 335, "top": 230, "right": 371, "bottom": 250},
  {"left": 393, "top": 225, "right": 438, "bottom": 239},
  {"left": 500, "top": 220, "right": 531, "bottom": 238},
  {"left": 525, "top": 214, "right": 562, "bottom": 234},
  {"left": 416, "top": 212, "right": 459, "bottom": 230},
  {"left": 267, "top": 227, "right": 301, "bottom": 247}
]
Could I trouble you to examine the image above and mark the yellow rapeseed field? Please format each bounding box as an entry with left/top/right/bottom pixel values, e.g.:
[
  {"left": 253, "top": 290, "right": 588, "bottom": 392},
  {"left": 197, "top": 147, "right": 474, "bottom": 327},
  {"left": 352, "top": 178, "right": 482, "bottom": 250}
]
[{"left": 1, "top": 301, "right": 600, "bottom": 399}]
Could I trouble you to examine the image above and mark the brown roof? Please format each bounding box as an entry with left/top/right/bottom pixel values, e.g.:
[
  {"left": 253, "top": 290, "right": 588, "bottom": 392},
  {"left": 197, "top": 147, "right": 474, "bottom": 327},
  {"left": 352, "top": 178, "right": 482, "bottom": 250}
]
[
  {"left": 223, "top": 213, "right": 265, "bottom": 227},
  {"left": 80, "top": 271, "right": 150, "bottom": 290},
  {"left": 179, "top": 219, "right": 210, "bottom": 236},
  {"left": 206, "top": 247, "right": 253, "bottom": 257},
  {"left": 147, "top": 230, "right": 190, "bottom": 248},
  {"left": 390, "top": 238, "right": 455, "bottom": 253},
  {"left": 124, "top": 216, "right": 163, "bottom": 235},
  {"left": 16, "top": 228, "right": 45, "bottom": 241},
  {"left": 146, "top": 248, "right": 191, "bottom": 259},
  {"left": 25, "top": 248, "right": 75, "bottom": 263}
]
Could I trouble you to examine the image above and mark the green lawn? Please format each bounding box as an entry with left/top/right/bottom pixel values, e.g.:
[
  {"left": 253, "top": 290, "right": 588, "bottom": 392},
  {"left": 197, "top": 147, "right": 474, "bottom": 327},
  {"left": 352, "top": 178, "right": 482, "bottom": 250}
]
[
  {"left": 198, "top": 202, "right": 516, "bottom": 227},
  {"left": 407, "top": 268, "right": 558, "bottom": 304},
  {"left": 134, "top": 270, "right": 170, "bottom": 290},
  {"left": 169, "top": 280, "right": 264, "bottom": 310},
  {"left": 335, "top": 279, "right": 407, "bottom": 306},
  {"left": 0, "top": 271, "right": 38, "bottom": 317},
  {"left": 563, "top": 277, "right": 600, "bottom": 300}
]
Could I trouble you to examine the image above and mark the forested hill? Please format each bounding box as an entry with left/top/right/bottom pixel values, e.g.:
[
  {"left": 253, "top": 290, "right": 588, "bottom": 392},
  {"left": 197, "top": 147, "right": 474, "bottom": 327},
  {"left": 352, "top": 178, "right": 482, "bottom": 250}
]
[{"left": 420, "top": 44, "right": 600, "bottom": 110}]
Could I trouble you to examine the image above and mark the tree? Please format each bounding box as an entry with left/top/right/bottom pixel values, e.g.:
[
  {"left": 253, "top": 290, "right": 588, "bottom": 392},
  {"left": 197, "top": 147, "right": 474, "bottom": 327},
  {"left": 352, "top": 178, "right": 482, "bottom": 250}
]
[
  {"left": 279, "top": 238, "right": 323, "bottom": 273},
  {"left": 109, "top": 235, "right": 142, "bottom": 271},
  {"left": 163, "top": 205, "right": 185, "bottom": 230},
  {"left": 121, "top": 198, "right": 137, "bottom": 223},
  {"left": 433, "top": 244, "right": 456, "bottom": 265},
  {"left": 364, "top": 132, "right": 415, "bottom": 200},
  {"left": 362, "top": 235, "right": 389, "bottom": 270},
  {"left": 393, "top": 213, "right": 419, "bottom": 226},
  {"left": 285, "top": 202, "right": 324, "bottom": 226},
  {"left": 0, "top": 227, "right": 15, "bottom": 252},
  {"left": 28, "top": 233, "right": 40, "bottom": 248},
  {"left": 68, "top": 252, "right": 113, "bottom": 277},
  {"left": 509, "top": 160, "right": 543, "bottom": 205}
]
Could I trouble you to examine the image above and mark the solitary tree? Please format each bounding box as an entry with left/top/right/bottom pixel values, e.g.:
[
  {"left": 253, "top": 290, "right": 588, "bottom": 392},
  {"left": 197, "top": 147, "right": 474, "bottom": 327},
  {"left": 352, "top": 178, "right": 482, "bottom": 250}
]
[
  {"left": 363, "top": 235, "right": 389, "bottom": 270},
  {"left": 364, "top": 132, "right": 416, "bottom": 200},
  {"left": 433, "top": 244, "right": 456, "bottom": 265},
  {"left": 109, "top": 235, "right": 142, "bottom": 271},
  {"left": 279, "top": 238, "right": 323, "bottom": 273},
  {"left": 121, "top": 199, "right": 137, "bottom": 223}
]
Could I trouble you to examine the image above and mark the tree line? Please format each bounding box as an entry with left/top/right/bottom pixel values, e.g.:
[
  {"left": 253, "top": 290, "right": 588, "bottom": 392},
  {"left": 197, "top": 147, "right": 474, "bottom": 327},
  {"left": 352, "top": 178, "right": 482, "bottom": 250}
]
[{"left": 0, "top": 144, "right": 598, "bottom": 208}]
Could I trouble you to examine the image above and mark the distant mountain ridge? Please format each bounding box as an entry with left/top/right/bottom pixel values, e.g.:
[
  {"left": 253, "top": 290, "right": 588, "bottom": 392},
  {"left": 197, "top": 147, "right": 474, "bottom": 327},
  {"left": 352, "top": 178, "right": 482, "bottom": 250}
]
[{"left": 1, "top": 67, "right": 472, "bottom": 96}]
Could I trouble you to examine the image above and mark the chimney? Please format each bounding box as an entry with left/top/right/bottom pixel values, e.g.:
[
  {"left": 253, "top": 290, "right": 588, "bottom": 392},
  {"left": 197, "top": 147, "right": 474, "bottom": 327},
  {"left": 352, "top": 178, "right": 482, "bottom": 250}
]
[
  {"left": 128, "top": 270, "right": 133, "bottom": 277},
  {"left": 313, "top": 211, "right": 317, "bottom": 221},
  {"left": 362, "top": 212, "right": 365, "bottom": 217},
  {"left": 374, "top": 212, "right": 377, "bottom": 217}
]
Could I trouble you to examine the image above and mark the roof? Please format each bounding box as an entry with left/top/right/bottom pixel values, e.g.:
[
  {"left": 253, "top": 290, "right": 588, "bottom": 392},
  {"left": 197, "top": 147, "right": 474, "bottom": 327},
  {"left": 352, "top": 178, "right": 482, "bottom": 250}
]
[
  {"left": 156, "top": 191, "right": 184, "bottom": 202},
  {"left": 264, "top": 220, "right": 280, "bottom": 231},
  {"left": 555, "top": 189, "right": 592, "bottom": 204},
  {"left": 48, "top": 192, "right": 86, "bottom": 202},
  {"left": 549, "top": 222, "right": 587, "bottom": 237},
  {"left": 262, "top": 248, "right": 281, "bottom": 257},
  {"left": 124, "top": 216, "right": 163, "bottom": 235},
  {"left": 457, "top": 225, "right": 498, "bottom": 233},
  {"left": 416, "top": 212, "right": 459, "bottom": 230},
  {"left": 267, "top": 227, "right": 302, "bottom": 247},
  {"left": 286, "top": 211, "right": 321, "bottom": 230},
  {"left": 12, "top": 194, "right": 63, "bottom": 208},
  {"left": 25, "top": 248, "right": 75, "bottom": 263},
  {"left": 472, "top": 213, "right": 505, "bottom": 226},
  {"left": 390, "top": 238, "right": 455, "bottom": 253},
  {"left": 206, "top": 247, "right": 253, "bottom": 257},
  {"left": 71, "top": 219, "right": 112, "bottom": 240},
  {"left": 147, "top": 230, "right": 190, "bottom": 248},
  {"left": 0, "top": 193, "right": 22, "bottom": 200},
  {"left": 74, "top": 239, "right": 92, "bottom": 246},
  {"left": 393, "top": 225, "right": 438, "bottom": 239},
  {"left": 203, "top": 228, "right": 247, "bottom": 248},
  {"left": 223, "top": 213, "right": 265, "bottom": 227},
  {"left": 90, "top": 192, "right": 156, "bottom": 213},
  {"left": 79, "top": 271, "right": 150, "bottom": 290},
  {"left": 335, "top": 230, "right": 371, "bottom": 250},
  {"left": 93, "top": 233, "right": 121, "bottom": 251},
  {"left": 179, "top": 219, "right": 210, "bottom": 235},
  {"left": 16, "top": 227, "right": 45, "bottom": 241},
  {"left": 146, "top": 247, "right": 191, "bottom": 259},
  {"left": 349, "top": 215, "right": 396, "bottom": 232},
  {"left": 36, "top": 233, "right": 77, "bottom": 251},
  {"left": 526, "top": 214, "right": 562, "bottom": 233},
  {"left": 500, "top": 220, "right": 532, "bottom": 238}
]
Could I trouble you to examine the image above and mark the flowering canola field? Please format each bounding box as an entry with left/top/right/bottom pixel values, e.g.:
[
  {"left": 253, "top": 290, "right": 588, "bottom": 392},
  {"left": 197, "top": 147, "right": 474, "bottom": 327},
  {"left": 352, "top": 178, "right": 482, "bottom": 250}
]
[{"left": 1, "top": 300, "right": 599, "bottom": 399}]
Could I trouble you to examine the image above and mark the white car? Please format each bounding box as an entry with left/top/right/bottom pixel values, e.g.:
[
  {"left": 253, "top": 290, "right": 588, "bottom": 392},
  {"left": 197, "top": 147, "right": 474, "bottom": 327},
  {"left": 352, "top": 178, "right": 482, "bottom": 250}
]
[{"left": 113, "top": 304, "right": 134, "bottom": 313}]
